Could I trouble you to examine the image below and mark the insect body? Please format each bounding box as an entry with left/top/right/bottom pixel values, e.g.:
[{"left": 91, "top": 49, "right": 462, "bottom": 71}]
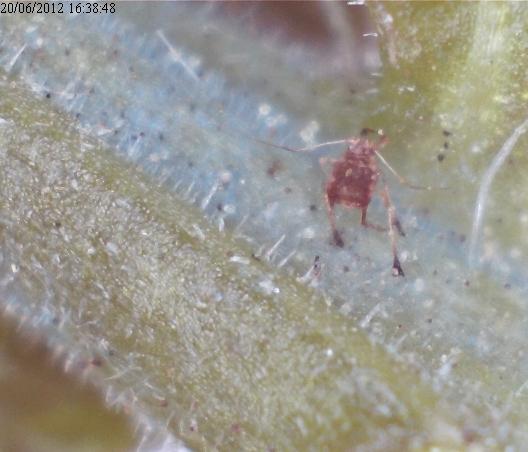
[
  {"left": 257, "top": 128, "right": 434, "bottom": 277},
  {"left": 323, "top": 130, "right": 383, "bottom": 247},
  {"left": 321, "top": 129, "right": 405, "bottom": 276}
]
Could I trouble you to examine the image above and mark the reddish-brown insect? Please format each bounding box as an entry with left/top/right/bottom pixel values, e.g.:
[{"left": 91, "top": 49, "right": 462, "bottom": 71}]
[{"left": 256, "top": 128, "right": 434, "bottom": 277}]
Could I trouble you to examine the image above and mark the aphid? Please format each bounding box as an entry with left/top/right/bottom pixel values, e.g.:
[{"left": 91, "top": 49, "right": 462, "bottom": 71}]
[{"left": 256, "top": 128, "right": 436, "bottom": 277}]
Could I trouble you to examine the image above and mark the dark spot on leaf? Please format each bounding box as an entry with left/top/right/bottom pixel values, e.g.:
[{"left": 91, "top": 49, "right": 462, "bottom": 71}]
[
  {"left": 267, "top": 159, "right": 282, "bottom": 178},
  {"left": 90, "top": 356, "right": 104, "bottom": 367}
]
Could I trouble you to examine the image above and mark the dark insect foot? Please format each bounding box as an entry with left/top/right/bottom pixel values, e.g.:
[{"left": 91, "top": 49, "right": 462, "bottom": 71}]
[
  {"left": 312, "top": 255, "right": 322, "bottom": 278},
  {"left": 332, "top": 231, "right": 345, "bottom": 248},
  {"left": 392, "top": 256, "right": 405, "bottom": 277},
  {"left": 393, "top": 218, "right": 405, "bottom": 237}
]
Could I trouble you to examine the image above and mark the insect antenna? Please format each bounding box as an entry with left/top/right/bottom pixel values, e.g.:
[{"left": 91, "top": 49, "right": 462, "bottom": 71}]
[
  {"left": 256, "top": 127, "right": 384, "bottom": 154},
  {"left": 374, "top": 150, "right": 447, "bottom": 191},
  {"left": 219, "top": 121, "right": 353, "bottom": 154},
  {"left": 253, "top": 137, "right": 352, "bottom": 154}
]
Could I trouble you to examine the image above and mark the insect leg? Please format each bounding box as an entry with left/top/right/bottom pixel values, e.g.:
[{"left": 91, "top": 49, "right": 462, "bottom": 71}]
[
  {"left": 380, "top": 182, "right": 405, "bottom": 277},
  {"left": 324, "top": 191, "right": 344, "bottom": 248},
  {"left": 360, "top": 206, "right": 387, "bottom": 232}
]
